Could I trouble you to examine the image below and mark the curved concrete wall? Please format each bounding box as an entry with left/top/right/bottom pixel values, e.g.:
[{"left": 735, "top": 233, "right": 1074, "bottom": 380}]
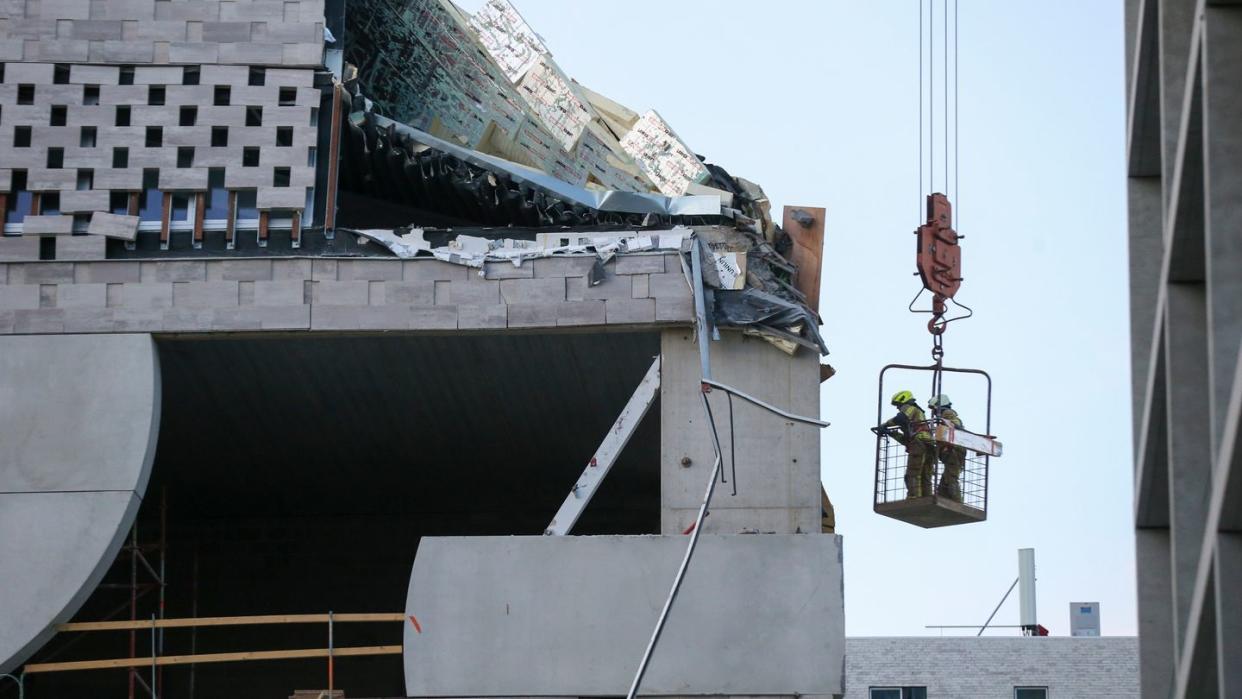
[{"left": 0, "top": 334, "right": 160, "bottom": 675}]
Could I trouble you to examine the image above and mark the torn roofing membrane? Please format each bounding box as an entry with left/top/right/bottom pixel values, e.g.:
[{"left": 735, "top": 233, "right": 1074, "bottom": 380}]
[{"left": 339, "top": 0, "right": 826, "bottom": 355}]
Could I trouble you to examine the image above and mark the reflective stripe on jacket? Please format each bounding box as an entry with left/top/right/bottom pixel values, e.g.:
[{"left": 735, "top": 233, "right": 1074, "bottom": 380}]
[{"left": 885, "top": 402, "right": 931, "bottom": 441}]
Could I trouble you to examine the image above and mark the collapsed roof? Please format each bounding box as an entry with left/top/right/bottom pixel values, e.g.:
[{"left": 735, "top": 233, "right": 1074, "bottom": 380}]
[{"left": 339, "top": 0, "right": 826, "bottom": 355}]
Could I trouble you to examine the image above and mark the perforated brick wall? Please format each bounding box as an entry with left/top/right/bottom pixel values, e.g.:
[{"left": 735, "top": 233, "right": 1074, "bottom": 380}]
[
  {"left": 0, "top": 1, "right": 326, "bottom": 252},
  {"left": 0, "top": 1, "right": 326, "bottom": 67},
  {"left": 0, "top": 63, "right": 318, "bottom": 219}
]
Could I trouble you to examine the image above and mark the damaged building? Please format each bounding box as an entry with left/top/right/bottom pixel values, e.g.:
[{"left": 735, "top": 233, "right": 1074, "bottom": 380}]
[{"left": 0, "top": 1, "right": 840, "bottom": 698}]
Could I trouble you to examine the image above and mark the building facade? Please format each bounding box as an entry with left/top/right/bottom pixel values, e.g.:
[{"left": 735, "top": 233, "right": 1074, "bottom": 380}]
[
  {"left": 845, "top": 637, "right": 1139, "bottom": 698},
  {"left": 1125, "top": 0, "right": 1242, "bottom": 697},
  {"left": 0, "top": 2, "right": 841, "bottom": 698}
]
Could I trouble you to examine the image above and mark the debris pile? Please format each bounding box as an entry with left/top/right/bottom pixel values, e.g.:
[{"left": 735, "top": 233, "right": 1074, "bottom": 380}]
[{"left": 339, "top": 0, "right": 825, "bottom": 355}]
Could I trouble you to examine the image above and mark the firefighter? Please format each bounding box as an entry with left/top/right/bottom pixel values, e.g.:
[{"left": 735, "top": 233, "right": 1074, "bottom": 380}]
[
  {"left": 882, "top": 390, "right": 934, "bottom": 498},
  {"left": 929, "top": 394, "right": 966, "bottom": 502}
]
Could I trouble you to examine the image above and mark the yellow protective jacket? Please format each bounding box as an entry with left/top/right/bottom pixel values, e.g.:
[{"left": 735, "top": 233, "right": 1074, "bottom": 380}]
[
  {"left": 939, "top": 407, "right": 963, "bottom": 429},
  {"left": 885, "top": 402, "right": 932, "bottom": 443}
]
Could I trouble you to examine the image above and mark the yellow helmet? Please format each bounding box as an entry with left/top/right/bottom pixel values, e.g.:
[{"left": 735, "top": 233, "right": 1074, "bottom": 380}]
[{"left": 891, "top": 390, "right": 915, "bottom": 406}]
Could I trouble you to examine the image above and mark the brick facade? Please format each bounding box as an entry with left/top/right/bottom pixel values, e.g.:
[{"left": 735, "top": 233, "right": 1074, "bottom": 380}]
[
  {"left": 0, "top": 252, "right": 693, "bottom": 334},
  {"left": 845, "top": 637, "right": 1139, "bottom": 698}
]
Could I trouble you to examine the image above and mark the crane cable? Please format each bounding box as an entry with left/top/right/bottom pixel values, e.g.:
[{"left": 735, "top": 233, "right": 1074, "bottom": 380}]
[
  {"left": 917, "top": 0, "right": 962, "bottom": 398},
  {"left": 919, "top": 0, "right": 959, "bottom": 214}
]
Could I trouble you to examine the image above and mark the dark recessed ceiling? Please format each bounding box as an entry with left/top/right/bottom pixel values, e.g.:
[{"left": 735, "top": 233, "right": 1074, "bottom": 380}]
[{"left": 150, "top": 331, "right": 662, "bottom": 535}]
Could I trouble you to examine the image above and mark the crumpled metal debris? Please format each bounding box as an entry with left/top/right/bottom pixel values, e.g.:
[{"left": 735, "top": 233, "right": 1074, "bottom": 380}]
[{"left": 347, "top": 226, "right": 691, "bottom": 270}]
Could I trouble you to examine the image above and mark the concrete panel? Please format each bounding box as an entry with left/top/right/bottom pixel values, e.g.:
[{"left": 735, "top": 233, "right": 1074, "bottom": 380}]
[
  {"left": 0, "top": 334, "right": 160, "bottom": 493},
  {"left": 403, "top": 534, "right": 844, "bottom": 697},
  {"left": 0, "top": 494, "right": 142, "bottom": 672},
  {"left": 55, "top": 234, "right": 108, "bottom": 261},
  {"left": 0, "top": 334, "right": 159, "bottom": 675},
  {"left": 21, "top": 215, "right": 74, "bottom": 236}
]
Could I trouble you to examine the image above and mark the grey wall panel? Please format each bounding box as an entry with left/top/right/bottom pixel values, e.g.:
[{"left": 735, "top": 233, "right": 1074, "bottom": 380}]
[
  {"left": 403, "top": 534, "right": 845, "bottom": 697},
  {"left": 0, "top": 334, "right": 160, "bottom": 493},
  {"left": 0, "top": 333, "right": 160, "bottom": 674},
  {"left": 0, "top": 491, "right": 142, "bottom": 675}
]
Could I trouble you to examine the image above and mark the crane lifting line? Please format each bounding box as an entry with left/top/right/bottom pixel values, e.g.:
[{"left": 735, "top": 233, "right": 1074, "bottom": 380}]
[
  {"left": 625, "top": 385, "right": 827, "bottom": 699},
  {"left": 919, "top": 0, "right": 959, "bottom": 224},
  {"left": 624, "top": 241, "right": 829, "bottom": 699}
]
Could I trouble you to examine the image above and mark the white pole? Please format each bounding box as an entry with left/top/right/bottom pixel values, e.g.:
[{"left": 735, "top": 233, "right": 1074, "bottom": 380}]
[{"left": 1018, "top": 548, "right": 1037, "bottom": 631}]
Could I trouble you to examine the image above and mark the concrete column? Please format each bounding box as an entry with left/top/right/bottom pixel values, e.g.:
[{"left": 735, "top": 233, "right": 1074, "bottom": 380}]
[
  {"left": 1129, "top": 176, "right": 1163, "bottom": 446},
  {"left": 1135, "top": 527, "right": 1175, "bottom": 699},
  {"left": 1158, "top": 0, "right": 1198, "bottom": 204},
  {"left": 1163, "top": 283, "right": 1211, "bottom": 657},
  {"left": 1215, "top": 533, "right": 1242, "bottom": 695},
  {"left": 1202, "top": 6, "right": 1242, "bottom": 458},
  {"left": 659, "top": 330, "right": 821, "bottom": 535}
]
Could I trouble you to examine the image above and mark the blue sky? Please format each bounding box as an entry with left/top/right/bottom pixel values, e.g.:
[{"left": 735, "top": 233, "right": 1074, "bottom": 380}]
[{"left": 455, "top": 0, "right": 1134, "bottom": 636}]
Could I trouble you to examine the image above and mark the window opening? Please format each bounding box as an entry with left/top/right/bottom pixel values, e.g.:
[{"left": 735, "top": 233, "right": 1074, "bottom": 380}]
[
  {"left": 5, "top": 170, "right": 31, "bottom": 225},
  {"left": 205, "top": 168, "right": 228, "bottom": 219},
  {"left": 137, "top": 169, "right": 161, "bottom": 221},
  {"left": 41, "top": 192, "right": 60, "bottom": 216}
]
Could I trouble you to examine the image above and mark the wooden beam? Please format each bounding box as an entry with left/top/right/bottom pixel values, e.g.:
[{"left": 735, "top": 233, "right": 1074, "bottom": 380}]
[
  {"left": 258, "top": 209, "right": 269, "bottom": 244},
  {"left": 290, "top": 208, "right": 301, "bottom": 246},
  {"left": 324, "top": 83, "right": 344, "bottom": 232},
  {"left": 58, "top": 612, "right": 406, "bottom": 632},
  {"left": 159, "top": 191, "right": 172, "bottom": 248},
  {"left": 0, "top": 193, "right": 8, "bottom": 232},
  {"left": 24, "top": 645, "right": 401, "bottom": 674},
  {"left": 781, "top": 205, "right": 826, "bottom": 312},
  {"left": 225, "top": 190, "right": 237, "bottom": 247},
  {"left": 193, "top": 191, "right": 206, "bottom": 244},
  {"left": 127, "top": 192, "right": 139, "bottom": 217}
]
